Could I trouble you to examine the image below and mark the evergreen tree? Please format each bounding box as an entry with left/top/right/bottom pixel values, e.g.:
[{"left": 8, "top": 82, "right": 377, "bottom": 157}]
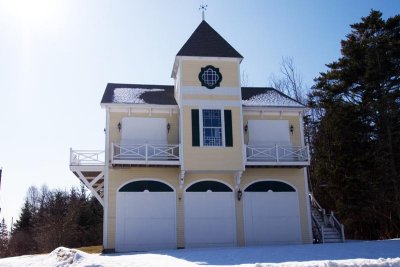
[
  {"left": 12, "top": 199, "right": 34, "bottom": 232},
  {"left": 0, "top": 218, "right": 9, "bottom": 257},
  {"left": 8, "top": 199, "right": 37, "bottom": 256},
  {"left": 309, "top": 10, "right": 400, "bottom": 239}
]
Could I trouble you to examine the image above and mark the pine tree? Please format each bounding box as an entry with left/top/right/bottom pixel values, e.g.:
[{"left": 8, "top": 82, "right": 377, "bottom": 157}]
[
  {"left": 309, "top": 10, "right": 400, "bottom": 239},
  {"left": 0, "top": 218, "right": 9, "bottom": 257},
  {"left": 8, "top": 199, "right": 37, "bottom": 255},
  {"left": 13, "top": 199, "right": 34, "bottom": 232}
]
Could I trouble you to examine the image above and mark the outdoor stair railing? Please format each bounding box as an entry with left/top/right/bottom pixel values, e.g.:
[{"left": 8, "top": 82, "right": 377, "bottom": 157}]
[
  {"left": 311, "top": 213, "right": 324, "bottom": 243},
  {"left": 309, "top": 193, "right": 345, "bottom": 243}
]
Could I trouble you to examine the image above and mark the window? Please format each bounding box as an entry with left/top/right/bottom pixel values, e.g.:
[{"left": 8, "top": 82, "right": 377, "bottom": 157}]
[
  {"left": 202, "top": 68, "right": 220, "bottom": 87},
  {"left": 244, "top": 181, "right": 296, "bottom": 192},
  {"left": 202, "top": 109, "right": 222, "bottom": 146},
  {"left": 191, "top": 109, "right": 233, "bottom": 147},
  {"left": 198, "top": 65, "right": 222, "bottom": 89},
  {"left": 186, "top": 181, "right": 232, "bottom": 192}
]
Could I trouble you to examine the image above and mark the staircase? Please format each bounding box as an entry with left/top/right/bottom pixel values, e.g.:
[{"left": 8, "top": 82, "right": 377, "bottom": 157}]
[{"left": 310, "top": 194, "right": 345, "bottom": 243}]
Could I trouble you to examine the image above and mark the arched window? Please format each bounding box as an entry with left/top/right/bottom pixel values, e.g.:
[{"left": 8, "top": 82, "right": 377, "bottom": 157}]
[
  {"left": 245, "top": 181, "right": 295, "bottom": 192},
  {"left": 119, "top": 180, "right": 173, "bottom": 192},
  {"left": 186, "top": 181, "right": 232, "bottom": 192}
]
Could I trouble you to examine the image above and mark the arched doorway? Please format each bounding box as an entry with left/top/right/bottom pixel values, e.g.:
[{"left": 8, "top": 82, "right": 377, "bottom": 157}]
[
  {"left": 184, "top": 180, "right": 236, "bottom": 248},
  {"left": 115, "top": 180, "right": 176, "bottom": 251},
  {"left": 243, "top": 180, "right": 301, "bottom": 245}
]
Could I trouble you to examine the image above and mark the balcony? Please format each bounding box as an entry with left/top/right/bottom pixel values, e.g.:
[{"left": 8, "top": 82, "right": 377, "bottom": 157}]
[
  {"left": 112, "top": 143, "right": 180, "bottom": 166},
  {"left": 245, "top": 145, "right": 309, "bottom": 166},
  {"left": 69, "top": 149, "right": 105, "bottom": 206},
  {"left": 70, "top": 149, "right": 105, "bottom": 166}
]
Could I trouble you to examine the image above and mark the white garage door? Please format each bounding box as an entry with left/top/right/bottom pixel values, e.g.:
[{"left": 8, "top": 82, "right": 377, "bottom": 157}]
[
  {"left": 185, "top": 181, "right": 236, "bottom": 248},
  {"left": 244, "top": 181, "right": 301, "bottom": 245},
  {"left": 116, "top": 180, "right": 176, "bottom": 252}
]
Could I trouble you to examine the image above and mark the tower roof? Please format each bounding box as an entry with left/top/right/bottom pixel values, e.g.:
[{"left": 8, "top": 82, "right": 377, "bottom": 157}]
[{"left": 176, "top": 20, "right": 243, "bottom": 59}]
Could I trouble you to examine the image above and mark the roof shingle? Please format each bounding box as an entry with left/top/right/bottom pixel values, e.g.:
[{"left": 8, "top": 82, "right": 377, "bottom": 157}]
[
  {"left": 176, "top": 20, "right": 243, "bottom": 59},
  {"left": 101, "top": 83, "right": 177, "bottom": 105},
  {"left": 101, "top": 84, "right": 304, "bottom": 108}
]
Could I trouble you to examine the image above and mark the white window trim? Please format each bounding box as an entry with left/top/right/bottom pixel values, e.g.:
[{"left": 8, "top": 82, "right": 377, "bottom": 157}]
[{"left": 199, "top": 108, "right": 226, "bottom": 147}]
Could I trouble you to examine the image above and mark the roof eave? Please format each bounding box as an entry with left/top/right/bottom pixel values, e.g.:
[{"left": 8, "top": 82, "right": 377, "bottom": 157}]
[
  {"left": 242, "top": 105, "right": 308, "bottom": 112},
  {"left": 101, "top": 103, "right": 179, "bottom": 109}
]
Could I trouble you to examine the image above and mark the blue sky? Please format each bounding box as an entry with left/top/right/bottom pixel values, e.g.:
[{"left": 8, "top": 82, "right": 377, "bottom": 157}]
[{"left": 0, "top": 0, "right": 398, "bottom": 227}]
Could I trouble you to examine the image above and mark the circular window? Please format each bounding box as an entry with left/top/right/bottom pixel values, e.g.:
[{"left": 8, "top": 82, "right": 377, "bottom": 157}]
[{"left": 198, "top": 65, "right": 222, "bottom": 89}]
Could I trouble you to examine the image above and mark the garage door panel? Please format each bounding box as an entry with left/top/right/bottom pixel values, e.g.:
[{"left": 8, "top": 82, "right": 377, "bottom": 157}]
[
  {"left": 246, "top": 193, "right": 300, "bottom": 217},
  {"left": 184, "top": 182, "right": 236, "bottom": 248},
  {"left": 244, "top": 181, "right": 301, "bottom": 246},
  {"left": 124, "top": 218, "right": 176, "bottom": 243},
  {"left": 249, "top": 216, "right": 301, "bottom": 242},
  {"left": 185, "top": 193, "right": 234, "bottom": 218},
  {"left": 121, "top": 193, "right": 176, "bottom": 218},
  {"left": 186, "top": 217, "right": 234, "bottom": 245},
  {"left": 116, "top": 182, "right": 176, "bottom": 252}
]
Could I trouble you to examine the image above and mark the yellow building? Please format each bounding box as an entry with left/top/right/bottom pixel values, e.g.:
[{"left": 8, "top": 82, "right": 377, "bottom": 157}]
[{"left": 70, "top": 20, "right": 323, "bottom": 252}]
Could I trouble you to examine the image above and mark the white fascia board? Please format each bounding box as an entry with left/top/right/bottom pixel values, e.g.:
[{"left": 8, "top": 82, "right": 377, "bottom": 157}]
[
  {"left": 171, "top": 56, "right": 181, "bottom": 78},
  {"left": 243, "top": 106, "right": 308, "bottom": 116},
  {"left": 101, "top": 104, "right": 179, "bottom": 114},
  {"left": 179, "top": 56, "right": 242, "bottom": 63}
]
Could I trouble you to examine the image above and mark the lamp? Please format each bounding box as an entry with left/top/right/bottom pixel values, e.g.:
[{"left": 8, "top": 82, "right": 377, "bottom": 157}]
[
  {"left": 244, "top": 123, "right": 248, "bottom": 133},
  {"left": 290, "top": 124, "right": 294, "bottom": 134},
  {"left": 237, "top": 189, "right": 242, "bottom": 201},
  {"left": 118, "top": 122, "right": 121, "bottom": 132},
  {"left": 167, "top": 123, "right": 171, "bottom": 133}
]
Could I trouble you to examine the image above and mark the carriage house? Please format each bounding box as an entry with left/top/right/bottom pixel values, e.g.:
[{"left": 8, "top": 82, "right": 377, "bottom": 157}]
[{"left": 70, "top": 20, "right": 319, "bottom": 252}]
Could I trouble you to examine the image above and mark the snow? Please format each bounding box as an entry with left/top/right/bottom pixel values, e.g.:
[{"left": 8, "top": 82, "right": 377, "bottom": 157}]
[
  {"left": 242, "top": 91, "right": 303, "bottom": 107},
  {"left": 1, "top": 240, "right": 400, "bottom": 267},
  {"left": 113, "top": 88, "right": 165, "bottom": 104},
  {"left": 112, "top": 87, "right": 302, "bottom": 107}
]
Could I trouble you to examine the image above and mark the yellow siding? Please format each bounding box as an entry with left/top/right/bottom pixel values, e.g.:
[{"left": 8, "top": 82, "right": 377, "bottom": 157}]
[
  {"left": 182, "top": 106, "right": 244, "bottom": 171},
  {"left": 243, "top": 114, "right": 303, "bottom": 146},
  {"left": 181, "top": 60, "right": 239, "bottom": 88},
  {"left": 182, "top": 94, "right": 241, "bottom": 101}
]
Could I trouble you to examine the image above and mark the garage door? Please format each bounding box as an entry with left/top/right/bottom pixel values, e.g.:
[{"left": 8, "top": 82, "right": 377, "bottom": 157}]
[
  {"left": 185, "top": 181, "right": 236, "bottom": 248},
  {"left": 116, "top": 180, "right": 176, "bottom": 252},
  {"left": 243, "top": 181, "right": 301, "bottom": 245}
]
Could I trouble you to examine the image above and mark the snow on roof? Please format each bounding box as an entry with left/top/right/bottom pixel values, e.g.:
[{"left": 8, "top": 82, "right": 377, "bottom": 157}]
[
  {"left": 102, "top": 84, "right": 303, "bottom": 107},
  {"left": 113, "top": 88, "right": 165, "bottom": 104},
  {"left": 242, "top": 90, "right": 303, "bottom": 107}
]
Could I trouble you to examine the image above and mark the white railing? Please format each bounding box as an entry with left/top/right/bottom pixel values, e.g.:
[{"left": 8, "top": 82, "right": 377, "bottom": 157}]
[
  {"left": 311, "top": 213, "right": 324, "bottom": 243},
  {"left": 70, "top": 149, "right": 105, "bottom": 166},
  {"left": 309, "top": 193, "right": 345, "bottom": 243},
  {"left": 329, "top": 211, "right": 346, "bottom": 242},
  {"left": 246, "top": 145, "right": 309, "bottom": 165},
  {"left": 112, "top": 143, "right": 180, "bottom": 165}
]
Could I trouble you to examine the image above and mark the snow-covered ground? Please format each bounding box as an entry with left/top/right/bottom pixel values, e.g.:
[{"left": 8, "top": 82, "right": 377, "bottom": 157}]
[{"left": 1, "top": 240, "right": 400, "bottom": 267}]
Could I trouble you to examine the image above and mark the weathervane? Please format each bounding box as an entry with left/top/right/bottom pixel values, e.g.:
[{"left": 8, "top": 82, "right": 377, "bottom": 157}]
[{"left": 199, "top": 3, "right": 207, "bottom": 21}]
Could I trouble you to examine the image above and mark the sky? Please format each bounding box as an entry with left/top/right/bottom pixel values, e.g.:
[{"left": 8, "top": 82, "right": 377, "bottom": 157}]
[{"left": 0, "top": 0, "right": 399, "bottom": 227}]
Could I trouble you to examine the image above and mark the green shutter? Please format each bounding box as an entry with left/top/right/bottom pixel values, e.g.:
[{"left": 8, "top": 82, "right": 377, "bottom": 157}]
[
  {"left": 224, "top": 110, "right": 233, "bottom": 147},
  {"left": 191, "top": 109, "right": 200, "bottom": 147}
]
